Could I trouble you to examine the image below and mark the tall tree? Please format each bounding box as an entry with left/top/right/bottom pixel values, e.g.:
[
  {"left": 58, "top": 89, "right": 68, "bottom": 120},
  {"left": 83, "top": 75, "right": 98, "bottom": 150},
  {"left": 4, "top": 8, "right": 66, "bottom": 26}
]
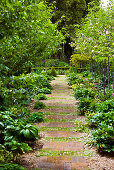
[
  {"left": 44, "top": 0, "right": 100, "bottom": 61},
  {"left": 0, "top": 0, "right": 64, "bottom": 75}
]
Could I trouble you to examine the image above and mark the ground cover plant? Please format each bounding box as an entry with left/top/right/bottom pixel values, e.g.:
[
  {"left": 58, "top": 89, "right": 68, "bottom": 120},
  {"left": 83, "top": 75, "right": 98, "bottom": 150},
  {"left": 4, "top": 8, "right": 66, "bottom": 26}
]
[
  {"left": 0, "top": 70, "right": 53, "bottom": 168},
  {"left": 34, "top": 93, "right": 47, "bottom": 100},
  {"left": 66, "top": 68, "right": 114, "bottom": 153},
  {"left": 34, "top": 101, "right": 46, "bottom": 109}
]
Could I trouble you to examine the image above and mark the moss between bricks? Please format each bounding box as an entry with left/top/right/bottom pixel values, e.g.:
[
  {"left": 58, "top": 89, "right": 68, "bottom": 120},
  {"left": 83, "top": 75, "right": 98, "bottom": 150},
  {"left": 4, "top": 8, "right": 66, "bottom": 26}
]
[
  {"left": 45, "top": 118, "right": 75, "bottom": 123},
  {"left": 43, "top": 137, "right": 84, "bottom": 142},
  {"left": 39, "top": 127, "right": 76, "bottom": 131},
  {"left": 39, "top": 127, "right": 89, "bottom": 133},
  {"left": 44, "top": 112, "right": 77, "bottom": 115},
  {"left": 46, "top": 105, "right": 77, "bottom": 109},
  {"left": 36, "top": 150, "right": 94, "bottom": 157},
  {"left": 47, "top": 97, "right": 75, "bottom": 100}
]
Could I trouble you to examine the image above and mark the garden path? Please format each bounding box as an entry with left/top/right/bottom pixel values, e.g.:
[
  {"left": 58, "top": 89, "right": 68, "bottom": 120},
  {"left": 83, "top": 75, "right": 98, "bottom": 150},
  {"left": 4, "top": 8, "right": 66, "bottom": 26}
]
[
  {"left": 20, "top": 75, "right": 114, "bottom": 170},
  {"left": 21, "top": 75, "right": 91, "bottom": 169}
]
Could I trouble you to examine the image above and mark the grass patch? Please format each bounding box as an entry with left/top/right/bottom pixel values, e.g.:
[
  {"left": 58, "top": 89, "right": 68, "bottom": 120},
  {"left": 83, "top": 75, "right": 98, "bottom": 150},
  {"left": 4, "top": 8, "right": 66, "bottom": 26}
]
[
  {"left": 44, "top": 137, "right": 84, "bottom": 142},
  {"left": 47, "top": 97, "right": 75, "bottom": 100},
  {"left": 36, "top": 149, "right": 94, "bottom": 157},
  {"left": 39, "top": 127, "right": 76, "bottom": 131},
  {"left": 46, "top": 105, "right": 76, "bottom": 109},
  {"left": 45, "top": 118, "right": 75, "bottom": 123},
  {"left": 44, "top": 112, "right": 77, "bottom": 115},
  {"left": 39, "top": 126, "right": 89, "bottom": 133}
]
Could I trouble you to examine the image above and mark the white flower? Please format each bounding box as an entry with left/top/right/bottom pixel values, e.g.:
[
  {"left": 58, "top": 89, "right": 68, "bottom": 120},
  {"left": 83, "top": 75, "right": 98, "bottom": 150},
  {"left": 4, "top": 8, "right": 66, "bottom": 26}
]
[{"left": 106, "top": 30, "right": 109, "bottom": 34}]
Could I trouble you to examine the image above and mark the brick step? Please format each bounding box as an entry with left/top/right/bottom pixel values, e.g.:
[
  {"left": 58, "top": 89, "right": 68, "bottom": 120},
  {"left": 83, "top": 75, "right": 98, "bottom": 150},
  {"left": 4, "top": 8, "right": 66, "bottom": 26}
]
[
  {"left": 43, "top": 141, "right": 84, "bottom": 151},
  {"left": 21, "top": 155, "right": 89, "bottom": 170},
  {"left": 45, "top": 115, "right": 81, "bottom": 120},
  {"left": 39, "top": 108, "right": 76, "bottom": 113},
  {"left": 36, "top": 122, "right": 76, "bottom": 128},
  {"left": 42, "top": 131, "right": 84, "bottom": 138}
]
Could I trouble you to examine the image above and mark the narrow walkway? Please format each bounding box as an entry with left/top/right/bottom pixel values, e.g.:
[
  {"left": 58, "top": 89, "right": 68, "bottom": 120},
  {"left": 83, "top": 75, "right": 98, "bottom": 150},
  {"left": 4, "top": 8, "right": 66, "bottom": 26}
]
[{"left": 21, "top": 75, "right": 90, "bottom": 170}]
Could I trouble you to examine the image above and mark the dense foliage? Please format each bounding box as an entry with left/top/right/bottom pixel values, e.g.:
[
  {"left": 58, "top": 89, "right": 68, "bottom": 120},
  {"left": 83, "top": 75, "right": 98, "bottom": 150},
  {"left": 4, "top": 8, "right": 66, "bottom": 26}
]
[
  {"left": 66, "top": 68, "right": 114, "bottom": 153},
  {"left": 44, "top": 0, "right": 100, "bottom": 60},
  {"left": 0, "top": 72, "right": 52, "bottom": 111},
  {"left": 0, "top": 0, "right": 64, "bottom": 75},
  {"left": 70, "top": 54, "right": 89, "bottom": 67},
  {"left": 71, "top": 4, "right": 114, "bottom": 59},
  {"left": 0, "top": 69, "right": 53, "bottom": 167},
  {"left": 0, "top": 0, "right": 113, "bottom": 168},
  {"left": 45, "top": 0, "right": 100, "bottom": 36}
]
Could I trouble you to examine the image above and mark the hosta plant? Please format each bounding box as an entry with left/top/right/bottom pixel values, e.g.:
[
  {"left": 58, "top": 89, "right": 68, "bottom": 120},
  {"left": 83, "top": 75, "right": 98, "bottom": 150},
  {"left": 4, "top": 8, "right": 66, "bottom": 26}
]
[
  {"left": 0, "top": 163, "right": 25, "bottom": 170},
  {"left": 29, "top": 112, "right": 44, "bottom": 123},
  {"left": 74, "top": 87, "right": 95, "bottom": 99},
  {"left": 19, "top": 124, "right": 38, "bottom": 140},
  {"left": 78, "top": 97, "right": 93, "bottom": 115},
  {"left": 34, "top": 93, "right": 47, "bottom": 100},
  {"left": 5, "top": 140, "right": 32, "bottom": 160},
  {"left": 92, "top": 124, "right": 114, "bottom": 153},
  {"left": 96, "top": 100, "right": 114, "bottom": 113},
  {"left": 86, "top": 111, "right": 114, "bottom": 128},
  {"left": 34, "top": 101, "right": 46, "bottom": 110},
  {"left": 38, "top": 88, "right": 51, "bottom": 94}
]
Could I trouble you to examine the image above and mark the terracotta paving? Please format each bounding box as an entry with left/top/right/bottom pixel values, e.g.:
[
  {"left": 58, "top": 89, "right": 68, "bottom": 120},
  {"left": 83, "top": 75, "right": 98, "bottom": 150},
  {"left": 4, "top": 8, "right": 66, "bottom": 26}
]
[
  {"left": 43, "top": 141, "right": 84, "bottom": 151},
  {"left": 45, "top": 115, "right": 78, "bottom": 119},
  {"left": 37, "top": 75, "right": 89, "bottom": 169},
  {"left": 36, "top": 156, "right": 89, "bottom": 170},
  {"left": 21, "top": 75, "right": 89, "bottom": 170},
  {"left": 39, "top": 108, "right": 76, "bottom": 113},
  {"left": 43, "top": 131, "right": 83, "bottom": 138},
  {"left": 36, "top": 122, "right": 76, "bottom": 128},
  {"left": 40, "top": 101, "right": 76, "bottom": 107}
]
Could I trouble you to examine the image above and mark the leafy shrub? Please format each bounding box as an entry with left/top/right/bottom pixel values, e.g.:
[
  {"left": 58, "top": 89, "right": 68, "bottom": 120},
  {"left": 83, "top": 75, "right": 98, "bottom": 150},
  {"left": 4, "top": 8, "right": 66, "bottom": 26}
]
[
  {"left": 0, "top": 57, "right": 53, "bottom": 165},
  {"left": 97, "top": 89, "right": 113, "bottom": 101},
  {"left": 34, "top": 93, "right": 47, "bottom": 100},
  {"left": 29, "top": 112, "right": 44, "bottom": 123},
  {"left": 34, "top": 101, "right": 46, "bottom": 109},
  {"left": 67, "top": 73, "right": 84, "bottom": 85},
  {"left": 72, "top": 84, "right": 84, "bottom": 91},
  {"left": 58, "top": 61, "right": 69, "bottom": 67},
  {"left": 3, "top": 122, "right": 38, "bottom": 142},
  {"left": 56, "top": 69, "right": 66, "bottom": 75},
  {"left": 42, "top": 59, "right": 59, "bottom": 67},
  {"left": 9, "top": 73, "right": 50, "bottom": 90},
  {"left": 0, "top": 111, "right": 38, "bottom": 160},
  {"left": 82, "top": 71, "right": 89, "bottom": 77},
  {"left": 86, "top": 111, "right": 114, "bottom": 128},
  {"left": 0, "top": 87, "right": 31, "bottom": 111},
  {"left": 38, "top": 88, "right": 51, "bottom": 94},
  {"left": 96, "top": 100, "right": 114, "bottom": 113},
  {"left": 0, "top": 144, "right": 13, "bottom": 163},
  {"left": 9, "top": 107, "right": 30, "bottom": 119},
  {"left": 70, "top": 54, "right": 89, "bottom": 67},
  {"left": 19, "top": 124, "right": 38, "bottom": 140},
  {"left": 0, "top": 163, "right": 25, "bottom": 170},
  {"left": 78, "top": 97, "right": 93, "bottom": 115},
  {"left": 50, "top": 66, "right": 57, "bottom": 77},
  {"left": 74, "top": 87, "right": 95, "bottom": 99},
  {"left": 41, "top": 59, "right": 69, "bottom": 67},
  {"left": 5, "top": 140, "right": 32, "bottom": 157},
  {"left": 92, "top": 124, "right": 114, "bottom": 152}
]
